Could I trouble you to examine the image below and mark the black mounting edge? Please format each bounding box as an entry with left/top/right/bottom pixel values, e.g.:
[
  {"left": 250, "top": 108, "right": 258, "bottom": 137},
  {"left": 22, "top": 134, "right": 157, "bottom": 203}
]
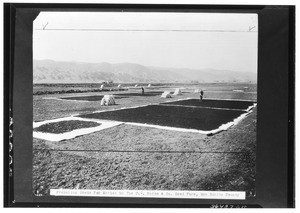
[
  {"left": 287, "top": 5, "right": 295, "bottom": 208},
  {"left": 3, "top": 3, "right": 295, "bottom": 208},
  {"left": 4, "top": 3, "right": 16, "bottom": 207}
]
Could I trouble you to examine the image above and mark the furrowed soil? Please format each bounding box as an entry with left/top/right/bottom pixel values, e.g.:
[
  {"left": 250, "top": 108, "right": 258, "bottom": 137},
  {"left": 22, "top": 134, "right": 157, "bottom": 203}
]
[{"left": 33, "top": 83, "right": 257, "bottom": 197}]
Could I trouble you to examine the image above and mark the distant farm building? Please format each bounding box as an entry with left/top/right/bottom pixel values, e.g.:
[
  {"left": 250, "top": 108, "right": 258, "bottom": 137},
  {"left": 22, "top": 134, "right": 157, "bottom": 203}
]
[{"left": 102, "top": 81, "right": 114, "bottom": 86}]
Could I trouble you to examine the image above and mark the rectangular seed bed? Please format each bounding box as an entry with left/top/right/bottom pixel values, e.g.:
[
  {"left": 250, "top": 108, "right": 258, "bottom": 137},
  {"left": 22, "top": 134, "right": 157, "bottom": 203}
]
[
  {"left": 114, "top": 91, "right": 163, "bottom": 97},
  {"left": 33, "top": 117, "right": 123, "bottom": 141},
  {"left": 61, "top": 95, "right": 126, "bottom": 101},
  {"left": 161, "top": 99, "right": 255, "bottom": 110},
  {"left": 34, "top": 120, "right": 101, "bottom": 134},
  {"left": 78, "top": 105, "right": 246, "bottom": 131}
]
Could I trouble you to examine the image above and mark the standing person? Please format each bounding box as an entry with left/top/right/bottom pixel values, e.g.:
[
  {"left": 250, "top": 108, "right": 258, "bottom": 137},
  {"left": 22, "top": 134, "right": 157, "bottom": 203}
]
[
  {"left": 200, "top": 89, "right": 204, "bottom": 101},
  {"left": 141, "top": 87, "right": 144, "bottom": 95}
]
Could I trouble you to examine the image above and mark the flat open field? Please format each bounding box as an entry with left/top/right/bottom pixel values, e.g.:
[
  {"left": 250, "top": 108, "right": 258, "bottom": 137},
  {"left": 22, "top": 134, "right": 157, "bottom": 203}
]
[{"left": 33, "top": 83, "right": 257, "bottom": 197}]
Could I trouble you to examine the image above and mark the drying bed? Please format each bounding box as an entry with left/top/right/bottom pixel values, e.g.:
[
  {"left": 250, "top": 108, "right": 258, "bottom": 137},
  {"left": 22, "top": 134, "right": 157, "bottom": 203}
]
[
  {"left": 60, "top": 95, "right": 126, "bottom": 101},
  {"left": 33, "top": 117, "right": 123, "bottom": 141},
  {"left": 34, "top": 120, "right": 101, "bottom": 134},
  {"left": 78, "top": 105, "right": 245, "bottom": 131},
  {"left": 59, "top": 91, "right": 164, "bottom": 101},
  {"left": 161, "top": 99, "right": 255, "bottom": 110},
  {"left": 114, "top": 91, "right": 163, "bottom": 97}
]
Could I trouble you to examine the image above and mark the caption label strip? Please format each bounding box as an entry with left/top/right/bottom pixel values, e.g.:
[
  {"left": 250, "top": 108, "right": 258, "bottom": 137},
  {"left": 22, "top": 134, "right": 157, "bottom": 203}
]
[{"left": 50, "top": 189, "right": 245, "bottom": 200}]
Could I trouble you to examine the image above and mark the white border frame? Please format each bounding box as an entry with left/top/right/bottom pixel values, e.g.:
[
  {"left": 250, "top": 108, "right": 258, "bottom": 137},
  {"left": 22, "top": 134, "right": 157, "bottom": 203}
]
[{"left": 33, "top": 117, "right": 123, "bottom": 141}]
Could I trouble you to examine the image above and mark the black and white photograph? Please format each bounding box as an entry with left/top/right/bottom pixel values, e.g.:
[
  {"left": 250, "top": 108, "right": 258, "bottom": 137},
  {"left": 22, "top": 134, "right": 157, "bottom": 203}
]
[
  {"left": 3, "top": 1, "right": 296, "bottom": 208},
  {"left": 31, "top": 11, "right": 258, "bottom": 199}
]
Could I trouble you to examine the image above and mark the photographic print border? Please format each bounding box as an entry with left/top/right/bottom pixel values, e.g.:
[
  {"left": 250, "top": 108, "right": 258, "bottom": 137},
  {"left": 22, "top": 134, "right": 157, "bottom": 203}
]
[{"left": 4, "top": 3, "right": 295, "bottom": 208}]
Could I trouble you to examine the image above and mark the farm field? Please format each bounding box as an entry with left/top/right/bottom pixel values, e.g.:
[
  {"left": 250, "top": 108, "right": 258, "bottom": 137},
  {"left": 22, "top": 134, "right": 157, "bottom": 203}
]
[
  {"left": 78, "top": 105, "right": 246, "bottom": 131},
  {"left": 161, "top": 99, "right": 255, "bottom": 110},
  {"left": 33, "top": 83, "right": 257, "bottom": 197}
]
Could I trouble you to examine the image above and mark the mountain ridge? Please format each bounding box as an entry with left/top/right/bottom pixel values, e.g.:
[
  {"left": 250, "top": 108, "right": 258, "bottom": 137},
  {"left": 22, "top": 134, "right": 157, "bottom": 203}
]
[{"left": 33, "top": 60, "right": 257, "bottom": 83}]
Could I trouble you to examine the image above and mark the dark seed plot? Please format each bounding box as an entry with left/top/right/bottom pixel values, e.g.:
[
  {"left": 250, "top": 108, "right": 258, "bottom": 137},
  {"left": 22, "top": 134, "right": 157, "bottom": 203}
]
[
  {"left": 114, "top": 91, "right": 163, "bottom": 97},
  {"left": 34, "top": 120, "right": 101, "bottom": 134},
  {"left": 161, "top": 99, "right": 255, "bottom": 110},
  {"left": 78, "top": 105, "right": 245, "bottom": 131},
  {"left": 61, "top": 95, "right": 126, "bottom": 101}
]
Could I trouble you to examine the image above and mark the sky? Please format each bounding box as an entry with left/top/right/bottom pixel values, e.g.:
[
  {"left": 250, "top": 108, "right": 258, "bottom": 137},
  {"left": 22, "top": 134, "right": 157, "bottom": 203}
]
[{"left": 33, "top": 12, "right": 258, "bottom": 73}]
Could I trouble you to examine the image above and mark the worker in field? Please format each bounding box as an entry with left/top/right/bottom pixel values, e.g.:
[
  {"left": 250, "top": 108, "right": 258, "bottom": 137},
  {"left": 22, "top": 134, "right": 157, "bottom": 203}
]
[
  {"left": 141, "top": 87, "right": 145, "bottom": 95},
  {"left": 200, "top": 89, "right": 204, "bottom": 101}
]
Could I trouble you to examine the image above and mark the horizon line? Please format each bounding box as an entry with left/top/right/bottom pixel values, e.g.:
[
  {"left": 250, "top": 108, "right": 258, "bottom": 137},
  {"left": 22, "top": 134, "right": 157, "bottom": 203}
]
[{"left": 33, "top": 59, "right": 256, "bottom": 73}]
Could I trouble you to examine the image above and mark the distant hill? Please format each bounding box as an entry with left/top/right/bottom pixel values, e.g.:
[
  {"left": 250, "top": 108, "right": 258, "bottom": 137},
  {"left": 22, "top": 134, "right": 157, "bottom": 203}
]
[{"left": 33, "top": 60, "right": 257, "bottom": 83}]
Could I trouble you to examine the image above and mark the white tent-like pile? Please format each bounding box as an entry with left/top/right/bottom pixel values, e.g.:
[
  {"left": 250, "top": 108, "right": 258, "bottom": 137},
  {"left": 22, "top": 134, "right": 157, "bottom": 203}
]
[
  {"left": 100, "top": 84, "right": 104, "bottom": 90},
  {"left": 194, "top": 89, "right": 200, "bottom": 93},
  {"left": 173, "top": 88, "right": 182, "bottom": 95},
  {"left": 117, "top": 84, "right": 122, "bottom": 89},
  {"left": 135, "top": 84, "right": 139, "bottom": 88},
  {"left": 148, "top": 84, "right": 151, "bottom": 87},
  {"left": 161, "top": 91, "right": 172, "bottom": 98},
  {"left": 101, "top": 95, "right": 116, "bottom": 106}
]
